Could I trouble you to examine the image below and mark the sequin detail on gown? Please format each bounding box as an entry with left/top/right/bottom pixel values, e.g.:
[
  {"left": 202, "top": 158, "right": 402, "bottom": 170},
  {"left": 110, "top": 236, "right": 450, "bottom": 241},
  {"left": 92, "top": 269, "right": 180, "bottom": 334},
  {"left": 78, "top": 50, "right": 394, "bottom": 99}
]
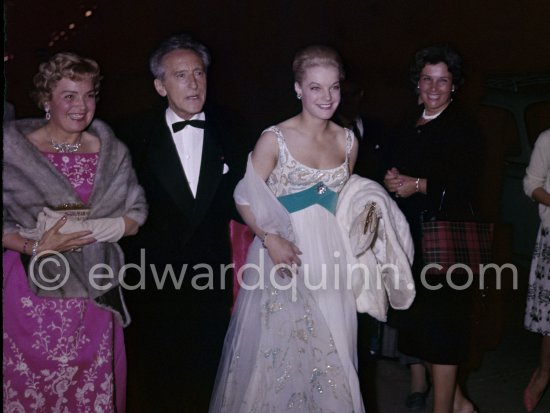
[{"left": 209, "top": 127, "right": 365, "bottom": 413}]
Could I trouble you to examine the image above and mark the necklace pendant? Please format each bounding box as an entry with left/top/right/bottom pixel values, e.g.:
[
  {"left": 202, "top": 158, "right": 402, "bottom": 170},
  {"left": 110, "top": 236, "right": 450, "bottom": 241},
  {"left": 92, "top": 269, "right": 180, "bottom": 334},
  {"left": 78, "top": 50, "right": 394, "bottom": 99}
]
[
  {"left": 50, "top": 135, "right": 82, "bottom": 153},
  {"left": 51, "top": 141, "right": 82, "bottom": 153}
]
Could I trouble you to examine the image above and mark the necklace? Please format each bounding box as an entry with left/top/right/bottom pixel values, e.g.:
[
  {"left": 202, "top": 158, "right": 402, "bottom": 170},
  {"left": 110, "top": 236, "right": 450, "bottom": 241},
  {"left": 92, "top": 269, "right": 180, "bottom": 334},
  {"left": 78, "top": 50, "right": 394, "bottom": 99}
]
[
  {"left": 421, "top": 109, "right": 444, "bottom": 120},
  {"left": 50, "top": 134, "right": 83, "bottom": 153}
]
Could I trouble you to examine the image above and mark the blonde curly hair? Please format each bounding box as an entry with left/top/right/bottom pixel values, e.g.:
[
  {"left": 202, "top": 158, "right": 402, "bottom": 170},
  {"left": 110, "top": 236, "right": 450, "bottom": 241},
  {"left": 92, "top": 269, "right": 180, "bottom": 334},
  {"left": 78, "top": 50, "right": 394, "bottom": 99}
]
[{"left": 31, "top": 52, "right": 102, "bottom": 109}]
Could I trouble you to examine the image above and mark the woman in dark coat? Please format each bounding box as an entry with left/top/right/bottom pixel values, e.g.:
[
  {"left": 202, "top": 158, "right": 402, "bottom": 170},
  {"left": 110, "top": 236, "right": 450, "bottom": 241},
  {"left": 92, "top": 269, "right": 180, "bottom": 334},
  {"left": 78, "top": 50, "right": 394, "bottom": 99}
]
[{"left": 384, "top": 45, "right": 481, "bottom": 413}]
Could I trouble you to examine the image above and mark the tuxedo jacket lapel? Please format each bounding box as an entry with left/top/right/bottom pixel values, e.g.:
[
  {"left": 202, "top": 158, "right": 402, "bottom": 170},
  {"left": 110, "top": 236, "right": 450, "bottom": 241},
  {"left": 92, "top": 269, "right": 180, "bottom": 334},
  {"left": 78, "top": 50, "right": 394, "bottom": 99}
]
[
  {"left": 147, "top": 119, "right": 195, "bottom": 214},
  {"left": 193, "top": 122, "right": 224, "bottom": 225},
  {"left": 145, "top": 111, "right": 226, "bottom": 243}
]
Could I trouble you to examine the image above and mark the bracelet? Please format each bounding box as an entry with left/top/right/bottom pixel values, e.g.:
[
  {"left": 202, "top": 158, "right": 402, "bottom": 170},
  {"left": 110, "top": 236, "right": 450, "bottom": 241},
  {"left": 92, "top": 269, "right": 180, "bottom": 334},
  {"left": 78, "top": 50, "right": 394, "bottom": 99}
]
[
  {"left": 261, "top": 232, "right": 269, "bottom": 248},
  {"left": 262, "top": 232, "right": 270, "bottom": 248},
  {"left": 415, "top": 178, "right": 420, "bottom": 193},
  {"left": 31, "top": 240, "right": 40, "bottom": 257},
  {"left": 22, "top": 239, "right": 30, "bottom": 255}
]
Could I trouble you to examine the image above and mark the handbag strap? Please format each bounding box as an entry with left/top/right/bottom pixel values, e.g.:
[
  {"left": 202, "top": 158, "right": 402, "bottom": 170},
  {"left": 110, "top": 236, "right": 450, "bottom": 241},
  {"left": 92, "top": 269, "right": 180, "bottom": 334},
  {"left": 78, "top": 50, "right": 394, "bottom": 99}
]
[{"left": 437, "top": 188, "right": 476, "bottom": 217}]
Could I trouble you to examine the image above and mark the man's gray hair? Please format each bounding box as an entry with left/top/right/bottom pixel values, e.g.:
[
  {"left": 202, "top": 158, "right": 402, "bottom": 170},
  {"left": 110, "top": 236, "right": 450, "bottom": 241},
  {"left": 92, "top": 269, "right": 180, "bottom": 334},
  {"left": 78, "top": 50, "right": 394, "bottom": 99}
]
[{"left": 149, "top": 33, "right": 211, "bottom": 80}]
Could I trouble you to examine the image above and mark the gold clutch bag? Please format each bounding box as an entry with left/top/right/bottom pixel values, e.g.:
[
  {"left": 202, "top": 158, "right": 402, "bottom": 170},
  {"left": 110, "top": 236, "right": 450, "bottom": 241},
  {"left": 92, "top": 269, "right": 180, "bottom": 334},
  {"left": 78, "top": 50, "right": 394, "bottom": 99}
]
[
  {"left": 52, "top": 203, "right": 91, "bottom": 221},
  {"left": 349, "top": 201, "right": 380, "bottom": 256}
]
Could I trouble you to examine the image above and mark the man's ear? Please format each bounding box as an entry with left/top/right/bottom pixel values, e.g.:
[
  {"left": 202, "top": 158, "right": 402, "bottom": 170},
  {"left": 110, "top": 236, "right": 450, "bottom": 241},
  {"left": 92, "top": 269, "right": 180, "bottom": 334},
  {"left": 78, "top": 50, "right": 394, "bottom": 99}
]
[{"left": 154, "top": 78, "right": 167, "bottom": 97}]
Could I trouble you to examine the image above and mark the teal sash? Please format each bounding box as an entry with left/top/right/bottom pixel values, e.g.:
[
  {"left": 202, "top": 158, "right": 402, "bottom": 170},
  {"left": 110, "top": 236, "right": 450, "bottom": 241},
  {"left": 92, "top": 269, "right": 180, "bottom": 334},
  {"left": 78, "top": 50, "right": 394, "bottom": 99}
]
[{"left": 277, "top": 182, "right": 338, "bottom": 215}]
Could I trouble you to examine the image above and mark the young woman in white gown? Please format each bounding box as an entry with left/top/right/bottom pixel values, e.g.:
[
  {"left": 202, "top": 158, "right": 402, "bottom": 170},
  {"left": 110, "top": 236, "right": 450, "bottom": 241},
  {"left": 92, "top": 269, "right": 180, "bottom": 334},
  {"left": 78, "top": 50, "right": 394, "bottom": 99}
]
[{"left": 209, "top": 45, "right": 365, "bottom": 413}]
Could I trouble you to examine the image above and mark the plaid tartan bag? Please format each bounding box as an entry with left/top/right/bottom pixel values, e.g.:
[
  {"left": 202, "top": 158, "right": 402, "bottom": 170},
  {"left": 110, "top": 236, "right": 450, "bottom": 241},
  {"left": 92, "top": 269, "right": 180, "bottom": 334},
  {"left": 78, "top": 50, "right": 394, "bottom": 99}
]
[
  {"left": 421, "top": 220, "right": 495, "bottom": 275},
  {"left": 421, "top": 189, "right": 494, "bottom": 275}
]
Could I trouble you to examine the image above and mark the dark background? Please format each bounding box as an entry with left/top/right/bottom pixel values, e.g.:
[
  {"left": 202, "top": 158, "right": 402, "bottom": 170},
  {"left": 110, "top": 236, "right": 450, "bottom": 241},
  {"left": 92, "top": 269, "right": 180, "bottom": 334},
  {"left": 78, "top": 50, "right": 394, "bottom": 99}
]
[
  {"left": 5, "top": 0, "right": 550, "bottom": 132},
  {"left": 4, "top": 0, "right": 550, "bottom": 245},
  {"left": 5, "top": 0, "right": 550, "bottom": 402}
]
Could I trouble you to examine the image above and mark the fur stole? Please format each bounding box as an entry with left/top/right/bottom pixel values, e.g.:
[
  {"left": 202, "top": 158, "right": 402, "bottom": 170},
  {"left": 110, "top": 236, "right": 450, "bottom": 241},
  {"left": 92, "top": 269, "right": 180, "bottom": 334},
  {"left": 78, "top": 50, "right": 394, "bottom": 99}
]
[{"left": 3, "top": 118, "right": 148, "bottom": 326}]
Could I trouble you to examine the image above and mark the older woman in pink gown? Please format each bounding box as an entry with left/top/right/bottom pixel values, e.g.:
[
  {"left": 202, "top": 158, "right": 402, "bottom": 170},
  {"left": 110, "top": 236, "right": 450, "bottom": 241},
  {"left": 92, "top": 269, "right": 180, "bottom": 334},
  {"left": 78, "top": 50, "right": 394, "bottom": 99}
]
[{"left": 3, "top": 52, "right": 147, "bottom": 412}]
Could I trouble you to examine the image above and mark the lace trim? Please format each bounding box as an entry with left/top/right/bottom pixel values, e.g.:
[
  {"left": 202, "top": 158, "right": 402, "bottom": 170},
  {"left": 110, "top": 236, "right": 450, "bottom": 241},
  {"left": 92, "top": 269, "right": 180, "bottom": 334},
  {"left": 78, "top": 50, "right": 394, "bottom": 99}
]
[{"left": 266, "top": 126, "right": 352, "bottom": 172}]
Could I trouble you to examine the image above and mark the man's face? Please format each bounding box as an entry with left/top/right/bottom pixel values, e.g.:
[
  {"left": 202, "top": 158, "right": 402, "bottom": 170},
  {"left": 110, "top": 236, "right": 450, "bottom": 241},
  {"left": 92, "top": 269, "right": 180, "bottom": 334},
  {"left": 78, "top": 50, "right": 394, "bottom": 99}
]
[{"left": 154, "top": 49, "right": 207, "bottom": 119}]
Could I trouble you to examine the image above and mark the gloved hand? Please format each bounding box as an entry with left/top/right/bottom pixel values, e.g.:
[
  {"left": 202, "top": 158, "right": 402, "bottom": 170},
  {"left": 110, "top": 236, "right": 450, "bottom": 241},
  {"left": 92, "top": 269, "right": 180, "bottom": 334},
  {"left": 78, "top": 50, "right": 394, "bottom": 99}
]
[{"left": 19, "top": 207, "right": 125, "bottom": 243}]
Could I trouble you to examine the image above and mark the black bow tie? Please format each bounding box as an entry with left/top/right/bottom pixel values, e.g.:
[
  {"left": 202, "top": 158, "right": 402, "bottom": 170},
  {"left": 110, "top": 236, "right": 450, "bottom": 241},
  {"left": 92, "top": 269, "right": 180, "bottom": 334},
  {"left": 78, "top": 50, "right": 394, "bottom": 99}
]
[{"left": 171, "top": 119, "right": 206, "bottom": 133}]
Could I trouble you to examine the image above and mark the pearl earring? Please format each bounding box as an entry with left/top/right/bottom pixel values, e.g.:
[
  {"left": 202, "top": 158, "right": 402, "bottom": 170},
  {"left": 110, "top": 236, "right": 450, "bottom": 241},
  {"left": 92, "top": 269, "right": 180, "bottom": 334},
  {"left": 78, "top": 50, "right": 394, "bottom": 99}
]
[{"left": 296, "top": 93, "right": 302, "bottom": 100}]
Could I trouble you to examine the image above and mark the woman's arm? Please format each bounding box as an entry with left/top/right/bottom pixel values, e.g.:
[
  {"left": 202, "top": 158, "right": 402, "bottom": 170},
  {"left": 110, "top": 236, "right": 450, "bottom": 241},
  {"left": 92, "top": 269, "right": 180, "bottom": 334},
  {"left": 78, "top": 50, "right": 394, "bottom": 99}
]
[
  {"left": 123, "top": 216, "right": 140, "bottom": 236},
  {"left": 250, "top": 131, "right": 279, "bottom": 181},
  {"left": 524, "top": 132, "right": 550, "bottom": 207},
  {"left": 18, "top": 208, "right": 138, "bottom": 243},
  {"left": 236, "top": 130, "right": 279, "bottom": 238},
  {"left": 3, "top": 217, "right": 95, "bottom": 255},
  {"left": 384, "top": 167, "right": 427, "bottom": 198},
  {"left": 237, "top": 131, "right": 302, "bottom": 271},
  {"left": 531, "top": 187, "right": 550, "bottom": 208},
  {"left": 236, "top": 202, "right": 302, "bottom": 268}
]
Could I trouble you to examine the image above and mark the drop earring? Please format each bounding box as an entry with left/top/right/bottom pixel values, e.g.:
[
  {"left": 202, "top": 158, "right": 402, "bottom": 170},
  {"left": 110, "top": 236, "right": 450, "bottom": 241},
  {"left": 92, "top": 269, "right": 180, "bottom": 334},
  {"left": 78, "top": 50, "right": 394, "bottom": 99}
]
[
  {"left": 45, "top": 108, "right": 51, "bottom": 121},
  {"left": 296, "top": 93, "right": 302, "bottom": 100}
]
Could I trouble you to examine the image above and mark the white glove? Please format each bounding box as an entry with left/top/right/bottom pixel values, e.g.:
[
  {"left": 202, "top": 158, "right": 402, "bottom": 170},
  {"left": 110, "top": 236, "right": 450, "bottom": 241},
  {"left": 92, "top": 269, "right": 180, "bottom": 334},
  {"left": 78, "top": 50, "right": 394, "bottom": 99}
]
[{"left": 19, "top": 207, "right": 125, "bottom": 243}]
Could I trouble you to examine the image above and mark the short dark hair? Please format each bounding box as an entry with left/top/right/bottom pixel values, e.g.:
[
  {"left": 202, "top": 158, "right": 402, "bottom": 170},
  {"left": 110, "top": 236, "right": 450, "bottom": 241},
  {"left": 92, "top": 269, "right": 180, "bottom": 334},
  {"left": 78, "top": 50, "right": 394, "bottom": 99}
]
[
  {"left": 149, "top": 33, "right": 211, "bottom": 79},
  {"left": 410, "top": 44, "right": 464, "bottom": 89}
]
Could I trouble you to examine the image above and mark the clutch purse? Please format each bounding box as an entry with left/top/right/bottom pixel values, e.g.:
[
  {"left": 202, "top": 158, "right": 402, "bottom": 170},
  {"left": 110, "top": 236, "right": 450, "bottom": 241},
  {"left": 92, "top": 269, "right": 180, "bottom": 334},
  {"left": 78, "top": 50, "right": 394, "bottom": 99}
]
[
  {"left": 52, "top": 203, "right": 91, "bottom": 221},
  {"left": 421, "top": 190, "right": 494, "bottom": 275},
  {"left": 422, "top": 220, "right": 494, "bottom": 275},
  {"left": 349, "top": 201, "right": 380, "bottom": 256}
]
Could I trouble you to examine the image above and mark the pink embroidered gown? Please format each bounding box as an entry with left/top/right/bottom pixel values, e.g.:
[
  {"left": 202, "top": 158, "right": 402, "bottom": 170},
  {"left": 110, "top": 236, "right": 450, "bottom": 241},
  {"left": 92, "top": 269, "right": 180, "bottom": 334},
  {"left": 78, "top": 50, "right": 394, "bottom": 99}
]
[{"left": 3, "top": 152, "right": 126, "bottom": 413}]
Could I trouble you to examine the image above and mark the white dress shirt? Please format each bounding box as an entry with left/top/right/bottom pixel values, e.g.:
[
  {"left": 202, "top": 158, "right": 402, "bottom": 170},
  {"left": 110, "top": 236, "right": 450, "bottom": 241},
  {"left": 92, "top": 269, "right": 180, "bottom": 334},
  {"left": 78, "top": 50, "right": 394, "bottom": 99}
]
[{"left": 166, "top": 108, "right": 205, "bottom": 198}]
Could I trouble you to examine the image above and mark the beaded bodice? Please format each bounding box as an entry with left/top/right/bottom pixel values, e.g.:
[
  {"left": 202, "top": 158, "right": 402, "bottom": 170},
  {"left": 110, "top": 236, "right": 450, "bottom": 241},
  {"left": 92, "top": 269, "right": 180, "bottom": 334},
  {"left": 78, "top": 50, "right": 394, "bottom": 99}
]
[
  {"left": 42, "top": 152, "right": 99, "bottom": 205},
  {"left": 266, "top": 126, "right": 353, "bottom": 197}
]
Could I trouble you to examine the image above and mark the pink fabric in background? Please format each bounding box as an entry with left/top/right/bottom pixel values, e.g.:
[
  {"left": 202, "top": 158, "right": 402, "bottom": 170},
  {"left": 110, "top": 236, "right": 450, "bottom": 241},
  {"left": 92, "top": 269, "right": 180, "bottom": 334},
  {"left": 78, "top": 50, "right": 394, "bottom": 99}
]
[{"left": 229, "top": 220, "right": 254, "bottom": 307}]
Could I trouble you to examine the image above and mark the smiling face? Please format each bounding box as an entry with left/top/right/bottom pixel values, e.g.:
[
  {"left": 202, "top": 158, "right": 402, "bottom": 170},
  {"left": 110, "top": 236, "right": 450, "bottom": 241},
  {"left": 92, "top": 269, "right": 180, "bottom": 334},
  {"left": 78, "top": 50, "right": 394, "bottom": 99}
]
[
  {"left": 418, "top": 62, "right": 454, "bottom": 116},
  {"left": 44, "top": 76, "right": 97, "bottom": 136},
  {"left": 295, "top": 65, "right": 341, "bottom": 120},
  {"left": 154, "top": 49, "right": 207, "bottom": 119}
]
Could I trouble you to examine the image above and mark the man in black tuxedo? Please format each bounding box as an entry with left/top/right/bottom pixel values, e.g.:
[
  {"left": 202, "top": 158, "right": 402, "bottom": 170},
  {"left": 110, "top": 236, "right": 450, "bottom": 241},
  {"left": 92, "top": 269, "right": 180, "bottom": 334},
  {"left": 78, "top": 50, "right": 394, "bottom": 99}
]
[{"left": 118, "top": 34, "right": 247, "bottom": 412}]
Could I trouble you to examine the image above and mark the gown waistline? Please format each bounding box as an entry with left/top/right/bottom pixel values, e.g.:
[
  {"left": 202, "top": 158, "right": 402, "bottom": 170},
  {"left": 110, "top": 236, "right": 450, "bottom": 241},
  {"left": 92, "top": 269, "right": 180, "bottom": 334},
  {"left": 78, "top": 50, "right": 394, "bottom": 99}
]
[{"left": 277, "top": 182, "right": 338, "bottom": 214}]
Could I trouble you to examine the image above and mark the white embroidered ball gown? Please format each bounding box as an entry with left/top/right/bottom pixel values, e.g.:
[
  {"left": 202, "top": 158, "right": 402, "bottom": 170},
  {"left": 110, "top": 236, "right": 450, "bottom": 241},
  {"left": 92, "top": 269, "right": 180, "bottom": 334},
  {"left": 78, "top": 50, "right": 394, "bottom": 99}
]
[{"left": 209, "top": 126, "right": 365, "bottom": 413}]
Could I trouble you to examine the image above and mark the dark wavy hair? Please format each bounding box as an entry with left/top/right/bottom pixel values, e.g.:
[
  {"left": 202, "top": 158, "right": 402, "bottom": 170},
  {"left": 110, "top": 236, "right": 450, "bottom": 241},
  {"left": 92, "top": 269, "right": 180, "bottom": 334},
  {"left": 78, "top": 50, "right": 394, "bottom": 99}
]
[
  {"left": 149, "top": 33, "right": 211, "bottom": 80},
  {"left": 410, "top": 44, "right": 464, "bottom": 89},
  {"left": 31, "top": 52, "right": 101, "bottom": 110}
]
